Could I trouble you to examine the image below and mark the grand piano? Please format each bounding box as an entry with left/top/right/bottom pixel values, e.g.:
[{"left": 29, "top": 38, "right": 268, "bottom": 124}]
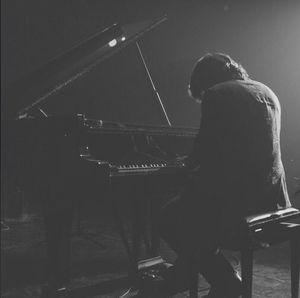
[{"left": 4, "top": 17, "right": 199, "bottom": 295}]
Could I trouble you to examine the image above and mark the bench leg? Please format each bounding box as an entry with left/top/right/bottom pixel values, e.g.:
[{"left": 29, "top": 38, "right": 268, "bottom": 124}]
[
  {"left": 291, "top": 237, "right": 300, "bottom": 298},
  {"left": 241, "top": 249, "right": 253, "bottom": 298}
]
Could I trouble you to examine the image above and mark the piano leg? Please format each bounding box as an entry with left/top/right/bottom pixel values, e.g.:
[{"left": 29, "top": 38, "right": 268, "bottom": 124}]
[
  {"left": 42, "top": 185, "right": 74, "bottom": 294},
  {"left": 149, "top": 195, "right": 161, "bottom": 256},
  {"left": 131, "top": 192, "right": 151, "bottom": 260}
]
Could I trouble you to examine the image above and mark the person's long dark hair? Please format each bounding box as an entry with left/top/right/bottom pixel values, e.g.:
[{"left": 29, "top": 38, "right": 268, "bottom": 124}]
[{"left": 188, "top": 53, "right": 249, "bottom": 98}]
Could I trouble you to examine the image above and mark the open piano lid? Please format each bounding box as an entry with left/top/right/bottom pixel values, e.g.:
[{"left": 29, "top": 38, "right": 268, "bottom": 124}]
[{"left": 6, "top": 16, "right": 168, "bottom": 120}]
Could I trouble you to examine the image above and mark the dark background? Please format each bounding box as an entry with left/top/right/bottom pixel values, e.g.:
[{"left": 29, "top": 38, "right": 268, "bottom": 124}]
[{"left": 2, "top": 0, "right": 300, "bottom": 206}]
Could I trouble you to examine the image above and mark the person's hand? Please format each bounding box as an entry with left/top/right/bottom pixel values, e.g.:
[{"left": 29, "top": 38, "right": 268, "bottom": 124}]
[{"left": 174, "top": 155, "right": 188, "bottom": 166}]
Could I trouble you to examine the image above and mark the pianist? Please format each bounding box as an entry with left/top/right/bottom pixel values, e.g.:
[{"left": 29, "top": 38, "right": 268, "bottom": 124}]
[{"left": 158, "top": 53, "right": 291, "bottom": 298}]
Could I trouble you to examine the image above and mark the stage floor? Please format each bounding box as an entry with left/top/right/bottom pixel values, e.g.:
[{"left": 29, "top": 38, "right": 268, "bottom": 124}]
[{"left": 1, "top": 210, "right": 298, "bottom": 298}]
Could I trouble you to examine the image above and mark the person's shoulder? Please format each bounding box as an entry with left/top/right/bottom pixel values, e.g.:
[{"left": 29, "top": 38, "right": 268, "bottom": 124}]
[
  {"left": 207, "top": 80, "right": 245, "bottom": 97},
  {"left": 211, "top": 78, "right": 261, "bottom": 90},
  {"left": 242, "top": 79, "right": 279, "bottom": 103},
  {"left": 210, "top": 79, "right": 277, "bottom": 97},
  {"left": 243, "top": 79, "right": 276, "bottom": 94}
]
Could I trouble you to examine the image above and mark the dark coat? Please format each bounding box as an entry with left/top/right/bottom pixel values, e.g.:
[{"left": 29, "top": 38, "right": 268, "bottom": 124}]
[{"left": 183, "top": 79, "right": 291, "bottom": 221}]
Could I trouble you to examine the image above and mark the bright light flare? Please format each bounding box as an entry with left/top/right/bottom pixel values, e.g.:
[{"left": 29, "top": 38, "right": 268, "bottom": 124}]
[{"left": 108, "top": 39, "right": 117, "bottom": 47}]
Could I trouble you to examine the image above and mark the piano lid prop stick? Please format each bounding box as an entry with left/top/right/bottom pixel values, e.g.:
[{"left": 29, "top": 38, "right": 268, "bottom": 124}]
[{"left": 135, "top": 41, "right": 172, "bottom": 127}]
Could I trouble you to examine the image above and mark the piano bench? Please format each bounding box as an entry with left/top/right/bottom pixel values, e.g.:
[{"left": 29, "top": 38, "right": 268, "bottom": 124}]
[{"left": 189, "top": 207, "right": 300, "bottom": 298}]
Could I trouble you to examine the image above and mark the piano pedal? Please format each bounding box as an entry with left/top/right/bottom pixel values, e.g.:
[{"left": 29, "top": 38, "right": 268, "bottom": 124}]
[
  {"left": 136, "top": 256, "right": 170, "bottom": 298},
  {"left": 138, "top": 256, "right": 167, "bottom": 281},
  {"left": 138, "top": 256, "right": 166, "bottom": 271}
]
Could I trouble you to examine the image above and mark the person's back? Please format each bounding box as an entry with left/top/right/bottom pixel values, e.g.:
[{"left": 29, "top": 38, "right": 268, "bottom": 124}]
[{"left": 192, "top": 78, "right": 291, "bottom": 217}]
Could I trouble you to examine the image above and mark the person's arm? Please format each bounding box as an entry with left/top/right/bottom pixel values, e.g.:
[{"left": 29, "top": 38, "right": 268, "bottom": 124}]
[{"left": 184, "top": 89, "right": 221, "bottom": 171}]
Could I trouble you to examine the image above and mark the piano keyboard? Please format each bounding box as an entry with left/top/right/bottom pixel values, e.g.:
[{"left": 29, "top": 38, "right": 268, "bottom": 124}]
[
  {"left": 80, "top": 153, "right": 185, "bottom": 177},
  {"left": 110, "top": 162, "right": 185, "bottom": 177}
]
